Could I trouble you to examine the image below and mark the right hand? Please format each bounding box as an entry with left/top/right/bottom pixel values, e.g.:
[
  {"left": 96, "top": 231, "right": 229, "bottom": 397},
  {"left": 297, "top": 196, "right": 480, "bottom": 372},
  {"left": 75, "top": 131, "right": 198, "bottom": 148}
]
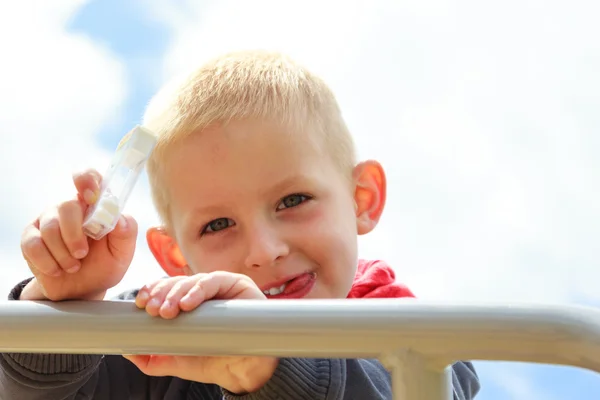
[{"left": 19, "top": 169, "right": 138, "bottom": 301}]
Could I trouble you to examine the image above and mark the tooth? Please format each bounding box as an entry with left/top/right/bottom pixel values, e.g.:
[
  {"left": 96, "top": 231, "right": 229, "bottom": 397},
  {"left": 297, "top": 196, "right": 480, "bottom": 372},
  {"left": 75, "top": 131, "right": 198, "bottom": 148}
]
[{"left": 264, "top": 282, "right": 287, "bottom": 296}]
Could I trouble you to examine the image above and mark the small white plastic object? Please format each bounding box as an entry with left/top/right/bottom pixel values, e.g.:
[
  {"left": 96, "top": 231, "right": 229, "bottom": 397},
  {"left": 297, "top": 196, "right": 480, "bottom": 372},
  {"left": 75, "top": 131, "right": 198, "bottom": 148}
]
[{"left": 82, "top": 125, "right": 157, "bottom": 240}]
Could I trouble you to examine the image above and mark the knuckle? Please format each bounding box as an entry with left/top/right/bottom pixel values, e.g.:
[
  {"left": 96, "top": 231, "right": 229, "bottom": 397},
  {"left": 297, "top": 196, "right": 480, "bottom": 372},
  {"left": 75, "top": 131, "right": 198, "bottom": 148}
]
[
  {"left": 55, "top": 255, "right": 76, "bottom": 269},
  {"left": 21, "top": 234, "right": 46, "bottom": 260},
  {"left": 239, "top": 273, "right": 253, "bottom": 282},
  {"left": 192, "top": 277, "right": 207, "bottom": 290},
  {"left": 208, "top": 271, "right": 227, "bottom": 280},
  {"left": 149, "top": 280, "right": 171, "bottom": 298},
  {"left": 138, "top": 283, "right": 153, "bottom": 293},
  {"left": 170, "top": 279, "right": 188, "bottom": 293},
  {"left": 75, "top": 168, "right": 101, "bottom": 184},
  {"left": 58, "top": 208, "right": 86, "bottom": 252},
  {"left": 21, "top": 224, "right": 39, "bottom": 252},
  {"left": 85, "top": 168, "right": 102, "bottom": 182},
  {"left": 165, "top": 288, "right": 183, "bottom": 302},
  {"left": 20, "top": 229, "right": 35, "bottom": 254},
  {"left": 39, "top": 216, "right": 60, "bottom": 238},
  {"left": 56, "top": 200, "right": 79, "bottom": 217},
  {"left": 139, "top": 285, "right": 154, "bottom": 297},
  {"left": 221, "top": 271, "right": 250, "bottom": 282}
]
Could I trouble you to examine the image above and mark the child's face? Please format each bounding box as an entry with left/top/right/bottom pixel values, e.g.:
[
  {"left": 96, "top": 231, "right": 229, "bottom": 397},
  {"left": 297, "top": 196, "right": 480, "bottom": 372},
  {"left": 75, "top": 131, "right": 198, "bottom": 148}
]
[{"left": 148, "top": 119, "right": 386, "bottom": 299}]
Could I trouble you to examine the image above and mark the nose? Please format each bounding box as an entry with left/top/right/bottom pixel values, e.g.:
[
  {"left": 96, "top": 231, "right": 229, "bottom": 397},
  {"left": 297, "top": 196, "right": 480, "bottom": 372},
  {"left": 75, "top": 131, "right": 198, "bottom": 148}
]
[{"left": 243, "top": 222, "right": 289, "bottom": 269}]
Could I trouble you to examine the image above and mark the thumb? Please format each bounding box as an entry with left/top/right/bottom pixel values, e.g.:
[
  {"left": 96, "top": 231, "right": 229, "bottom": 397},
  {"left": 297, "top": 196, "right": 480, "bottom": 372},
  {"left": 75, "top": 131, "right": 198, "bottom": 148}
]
[
  {"left": 123, "top": 354, "right": 180, "bottom": 377},
  {"left": 106, "top": 214, "right": 138, "bottom": 261}
]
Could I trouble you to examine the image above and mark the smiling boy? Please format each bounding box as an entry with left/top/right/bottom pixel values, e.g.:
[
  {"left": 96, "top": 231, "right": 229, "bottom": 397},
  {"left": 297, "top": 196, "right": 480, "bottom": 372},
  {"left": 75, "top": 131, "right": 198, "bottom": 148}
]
[{"left": 1, "top": 50, "right": 480, "bottom": 399}]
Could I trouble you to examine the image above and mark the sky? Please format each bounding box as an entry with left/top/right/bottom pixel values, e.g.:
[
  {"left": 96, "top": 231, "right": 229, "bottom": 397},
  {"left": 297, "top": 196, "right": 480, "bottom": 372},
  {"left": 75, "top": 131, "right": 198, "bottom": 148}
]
[{"left": 0, "top": 0, "right": 599, "bottom": 398}]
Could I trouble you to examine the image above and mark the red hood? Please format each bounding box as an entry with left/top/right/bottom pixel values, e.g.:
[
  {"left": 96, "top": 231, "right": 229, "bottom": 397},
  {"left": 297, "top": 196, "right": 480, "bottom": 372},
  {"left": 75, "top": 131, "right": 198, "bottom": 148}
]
[{"left": 347, "top": 259, "right": 415, "bottom": 299}]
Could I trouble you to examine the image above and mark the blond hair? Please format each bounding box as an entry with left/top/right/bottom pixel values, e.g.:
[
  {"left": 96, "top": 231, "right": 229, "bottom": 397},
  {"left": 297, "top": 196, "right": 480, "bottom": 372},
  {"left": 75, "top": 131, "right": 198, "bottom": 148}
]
[{"left": 143, "top": 50, "right": 356, "bottom": 227}]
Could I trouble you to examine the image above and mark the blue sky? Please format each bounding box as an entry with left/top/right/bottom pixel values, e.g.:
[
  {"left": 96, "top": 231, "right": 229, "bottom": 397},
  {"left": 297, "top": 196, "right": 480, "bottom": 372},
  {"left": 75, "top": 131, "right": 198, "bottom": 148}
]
[
  {"left": 1, "top": 1, "right": 599, "bottom": 399},
  {"left": 68, "top": 0, "right": 170, "bottom": 148}
]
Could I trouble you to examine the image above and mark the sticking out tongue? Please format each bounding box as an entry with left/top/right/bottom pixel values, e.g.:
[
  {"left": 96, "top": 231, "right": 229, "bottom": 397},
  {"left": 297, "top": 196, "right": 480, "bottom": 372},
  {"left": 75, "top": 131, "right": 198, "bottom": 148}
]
[{"left": 282, "top": 272, "right": 316, "bottom": 295}]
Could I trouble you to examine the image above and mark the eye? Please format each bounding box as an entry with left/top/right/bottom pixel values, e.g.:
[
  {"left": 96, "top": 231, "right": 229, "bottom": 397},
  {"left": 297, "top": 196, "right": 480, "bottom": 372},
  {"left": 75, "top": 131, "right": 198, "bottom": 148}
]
[
  {"left": 201, "top": 218, "right": 235, "bottom": 235},
  {"left": 276, "top": 193, "right": 311, "bottom": 210}
]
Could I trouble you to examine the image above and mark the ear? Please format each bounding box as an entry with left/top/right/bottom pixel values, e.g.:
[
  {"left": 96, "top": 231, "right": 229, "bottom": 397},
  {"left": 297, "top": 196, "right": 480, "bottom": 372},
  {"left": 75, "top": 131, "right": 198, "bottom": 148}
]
[
  {"left": 146, "top": 227, "right": 188, "bottom": 277},
  {"left": 353, "top": 160, "right": 386, "bottom": 235}
]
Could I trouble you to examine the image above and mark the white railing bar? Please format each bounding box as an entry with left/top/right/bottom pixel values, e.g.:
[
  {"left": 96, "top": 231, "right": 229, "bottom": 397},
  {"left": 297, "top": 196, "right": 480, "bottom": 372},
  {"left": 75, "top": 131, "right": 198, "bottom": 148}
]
[{"left": 0, "top": 299, "right": 599, "bottom": 375}]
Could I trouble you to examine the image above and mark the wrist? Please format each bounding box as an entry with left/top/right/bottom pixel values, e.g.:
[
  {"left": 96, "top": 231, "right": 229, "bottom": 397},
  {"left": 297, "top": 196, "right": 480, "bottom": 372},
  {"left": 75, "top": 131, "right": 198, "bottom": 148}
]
[
  {"left": 19, "top": 279, "right": 47, "bottom": 300},
  {"left": 18, "top": 279, "right": 107, "bottom": 301},
  {"left": 234, "top": 357, "right": 279, "bottom": 394}
]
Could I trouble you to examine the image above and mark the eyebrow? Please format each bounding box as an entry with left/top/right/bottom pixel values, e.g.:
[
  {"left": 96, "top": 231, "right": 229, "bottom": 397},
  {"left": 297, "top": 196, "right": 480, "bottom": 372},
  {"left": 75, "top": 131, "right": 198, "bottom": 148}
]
[
  {"left": 258, "top": 174, "right": 316, "bottom": 197},
  {"left": 186, "top": 174, "right": 318, "bottom": 218}
]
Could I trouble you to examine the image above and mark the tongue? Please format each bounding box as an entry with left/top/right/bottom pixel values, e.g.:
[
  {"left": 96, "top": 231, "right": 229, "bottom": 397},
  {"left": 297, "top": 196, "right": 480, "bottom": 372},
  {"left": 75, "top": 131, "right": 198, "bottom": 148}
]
[{"left": 282, "top": 273, "right": 314, "bottom": 295}]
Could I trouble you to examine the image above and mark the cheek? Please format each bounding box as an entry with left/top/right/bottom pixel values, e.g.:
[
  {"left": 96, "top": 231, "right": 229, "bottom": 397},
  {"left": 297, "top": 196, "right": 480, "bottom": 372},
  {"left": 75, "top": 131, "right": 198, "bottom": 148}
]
[
  {"left": 177, "top": 242, "right": 242, "bottom": 275},
  {"left": 299, "top": 203, "right": 358, "bottom": 293}
]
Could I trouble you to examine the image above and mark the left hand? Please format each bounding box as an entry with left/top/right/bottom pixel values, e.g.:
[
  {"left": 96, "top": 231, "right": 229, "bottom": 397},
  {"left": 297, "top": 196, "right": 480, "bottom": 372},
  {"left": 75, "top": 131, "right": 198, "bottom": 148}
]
[{"left": 123, "top": 271, "right": 278, "bottom": 394}]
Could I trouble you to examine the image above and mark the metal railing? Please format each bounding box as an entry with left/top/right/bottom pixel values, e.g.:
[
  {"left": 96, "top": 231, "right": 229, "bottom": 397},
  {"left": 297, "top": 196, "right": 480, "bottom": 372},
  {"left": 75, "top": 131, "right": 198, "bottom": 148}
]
[{"left": 1, "top": 298, "right": 600, "bottom": 399}]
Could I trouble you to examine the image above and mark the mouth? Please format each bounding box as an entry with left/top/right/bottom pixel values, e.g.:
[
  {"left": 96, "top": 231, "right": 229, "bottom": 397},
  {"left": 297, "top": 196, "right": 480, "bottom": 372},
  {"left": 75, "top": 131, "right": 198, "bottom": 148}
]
[{"left": 262, "top": 272, "right": 317, "bottom": 299}]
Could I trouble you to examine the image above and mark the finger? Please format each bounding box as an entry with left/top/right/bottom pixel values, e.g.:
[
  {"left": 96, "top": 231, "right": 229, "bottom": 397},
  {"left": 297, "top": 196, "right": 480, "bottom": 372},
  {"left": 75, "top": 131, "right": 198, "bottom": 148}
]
[
  {"left": 159, "top": 277, "right": 201, "bottom": 319},
  {"left": 21, "top": 222, "right": 62, "bottom": 277},
  {"left": 123, "top": 354, "right": 181, "bottom": 377},
  {"left": 137, "top": 277, "right": 186, "bottom": 317},
  {"left": 57, "top": 200, "right": 88, "bottom": 260},
  {"left": 135, "top": 280, "right": 163, "bottom": 309},
  {"left": 38, "top": 212, "right": 81, "bottom": 274},
  {"left": 72, "top": 169, "right": 102, "bottom": 205},
  {"left": 105, "top": 214, "right": 138, "bottom": 262},
  {"left": 122, "top": 354, "right": 150, "bottom": 370},
  {"left": 179, "top": 272, "right": 264, "bottom": 312}
]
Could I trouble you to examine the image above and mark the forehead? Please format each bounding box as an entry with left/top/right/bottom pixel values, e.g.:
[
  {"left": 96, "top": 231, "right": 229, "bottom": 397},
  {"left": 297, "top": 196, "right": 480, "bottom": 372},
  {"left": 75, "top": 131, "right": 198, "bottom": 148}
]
[{"left": 164, "top": 120, "right": 336, "bottom": 207}]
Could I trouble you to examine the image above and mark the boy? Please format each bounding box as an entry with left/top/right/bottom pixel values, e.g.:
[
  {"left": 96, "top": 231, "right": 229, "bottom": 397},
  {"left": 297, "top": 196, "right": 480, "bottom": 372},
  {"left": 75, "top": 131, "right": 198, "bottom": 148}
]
[{"left": 0, "top": 50, "right": 480, "bottom": 399}]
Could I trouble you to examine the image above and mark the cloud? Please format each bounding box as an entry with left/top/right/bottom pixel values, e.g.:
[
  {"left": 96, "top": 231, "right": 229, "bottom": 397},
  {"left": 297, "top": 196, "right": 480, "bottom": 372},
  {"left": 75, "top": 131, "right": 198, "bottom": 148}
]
[
  {"left": 0, "top": 0, "right": 153, "bottom": 293},
  {"left": 143, "top": 0, "right": 600, "bottom": 304},
  {"left": 1, "top": 1, "right": 598, "bottom": 397},
  {"left": 141, "top": 0, "right": 600, "bottom": 396}
]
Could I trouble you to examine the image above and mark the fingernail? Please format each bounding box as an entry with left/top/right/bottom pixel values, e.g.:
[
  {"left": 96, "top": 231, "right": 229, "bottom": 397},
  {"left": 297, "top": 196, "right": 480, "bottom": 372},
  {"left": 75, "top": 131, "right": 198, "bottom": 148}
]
[
  {"left": 160, "top": 300, "right": 172, "bottom": 311},
  {"left": 137, "top": 291, "right": 149, "bottom": 303},
  {"left": 92, "top": 172, "right": 102, "bottom": 187},
  {"left": 83, "top": 189, "right": 98, "bottom": 204},
  {"left": 73, "top": 249, "right": 87, "bottom": 259},
  {"left": 117, "top": 215, "right": 128, "bottom": 231},
  {"left": 66, "top": 265, "right": 80, "bottom": 274},
  {"left": 147, "top": 298, "right": 161, "bottom": 309},
  {"left": 51, "top": 269, "right": 62, "bottom": 277}
]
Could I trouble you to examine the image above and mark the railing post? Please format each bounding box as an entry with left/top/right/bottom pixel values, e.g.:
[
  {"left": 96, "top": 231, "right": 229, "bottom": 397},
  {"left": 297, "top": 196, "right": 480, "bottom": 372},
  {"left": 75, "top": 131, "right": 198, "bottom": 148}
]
[{"left": 380, "top": 350, "right": 452, "bottom": 400}]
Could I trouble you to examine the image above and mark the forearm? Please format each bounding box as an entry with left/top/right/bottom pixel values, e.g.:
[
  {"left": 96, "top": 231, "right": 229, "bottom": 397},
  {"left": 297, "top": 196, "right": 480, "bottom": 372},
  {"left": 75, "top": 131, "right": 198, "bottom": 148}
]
[
  {"left": 222, "top": 358, "right": 480, "bottom": 400},
  {"left": 222, "top": 358, "right": 337, "bottom": 400},
  {"left": 0, "top": 278, "right": 100, "bottom": 398},
  {"left": 222, "top": 358, "right": 389, "bottom": 400},
  {"left": 19, "top": 277, "right": 106, "bottom": 301},
  {"left": 0, "top": 351, "right": 103, "bottom": 400}
]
